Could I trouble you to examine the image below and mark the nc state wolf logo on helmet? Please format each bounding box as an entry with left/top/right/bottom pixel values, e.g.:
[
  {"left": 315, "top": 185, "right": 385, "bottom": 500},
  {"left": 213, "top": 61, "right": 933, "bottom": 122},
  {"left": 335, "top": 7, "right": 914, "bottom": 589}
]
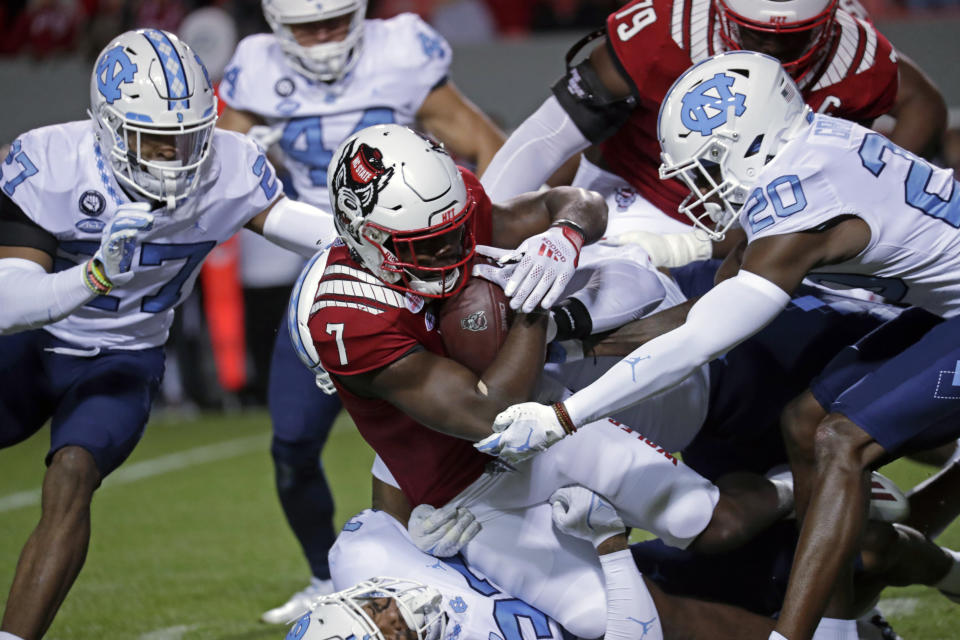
[{"left": 330, "top": 139, "right": 395, "bottom": 241}]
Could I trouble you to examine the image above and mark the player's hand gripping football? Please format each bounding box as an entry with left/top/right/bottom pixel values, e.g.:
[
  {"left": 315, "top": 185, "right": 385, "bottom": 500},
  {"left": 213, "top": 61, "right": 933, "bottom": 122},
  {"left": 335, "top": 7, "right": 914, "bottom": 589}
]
[
  {"left": 408, "top": 503, "right": 481, "bottom": 557},
  {"left": 474, "top": 402, "right": 568, "bottom": 464},
  {"left": 476, "top": 223, "right": 583, "bottom": 313},
  {"left": 91, "top": 202, "right": 155, "bottom": 288},
  {"left": 549, "top": 485, "right": 625, "bottom": 548}
]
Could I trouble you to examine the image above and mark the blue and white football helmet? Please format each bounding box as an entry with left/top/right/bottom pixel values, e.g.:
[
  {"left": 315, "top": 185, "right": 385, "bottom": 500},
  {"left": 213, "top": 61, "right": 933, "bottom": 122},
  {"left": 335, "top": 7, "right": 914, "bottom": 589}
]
[
  {"left": 290, "top": 577, "right": 446, "bottom": 640},
  {"left": 658, "top": 51, "right": 811, "bottom": 239},
  {"left": 263, "top": 0, "right": 367, "bottom": 83},
  {"left": 89, "top": 29, "right": 218, "bottom": 210}
]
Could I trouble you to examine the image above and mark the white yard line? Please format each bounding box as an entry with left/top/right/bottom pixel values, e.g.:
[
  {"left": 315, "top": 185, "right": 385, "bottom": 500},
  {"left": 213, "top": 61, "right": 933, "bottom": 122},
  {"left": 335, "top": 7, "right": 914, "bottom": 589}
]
[
  {"left": 139, "top": 624, "right": 197, "bottom": 640},
  {"left": 0, "top": 434, "right": 265, "bottom": 514},
  {"left": 877, "top": 596, "right": 920, "bottom": 617}
]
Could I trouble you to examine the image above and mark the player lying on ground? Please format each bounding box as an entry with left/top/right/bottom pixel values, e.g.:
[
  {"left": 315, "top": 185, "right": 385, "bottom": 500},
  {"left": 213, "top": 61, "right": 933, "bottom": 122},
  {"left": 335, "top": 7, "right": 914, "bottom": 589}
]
[
  {"left": 286, "top": 482, "right": 778, "bottom": 640},
  {"left": 0, "top": 29, "right": 339, "bottom": 640},
  {"left": 484, "top": 51, "right": 960, "bottom": 640}
]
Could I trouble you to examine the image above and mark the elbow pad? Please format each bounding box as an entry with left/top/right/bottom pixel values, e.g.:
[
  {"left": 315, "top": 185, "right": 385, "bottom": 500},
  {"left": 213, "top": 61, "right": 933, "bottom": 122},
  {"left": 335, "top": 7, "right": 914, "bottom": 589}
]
[{"left": 551, "top": 56, "right": 637, "bottom": 144}]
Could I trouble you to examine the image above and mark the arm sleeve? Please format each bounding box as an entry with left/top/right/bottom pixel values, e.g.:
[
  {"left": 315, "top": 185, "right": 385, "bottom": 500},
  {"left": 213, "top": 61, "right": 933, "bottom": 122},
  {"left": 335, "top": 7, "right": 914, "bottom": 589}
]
[
  {"left": 262, "top": 196, "right": 337, "bottom": 258},
  {"left": 0, "top": 258, "right": 97, "bottom": 334},
  {"left": 564, "top": 270, "right": 790, "bottom": 426},
  {"left": 599, "top": 550, "right": 663, "bottom": 640},
  {"left": 479, "top": 95, "right": 591, "bottom": 202}
]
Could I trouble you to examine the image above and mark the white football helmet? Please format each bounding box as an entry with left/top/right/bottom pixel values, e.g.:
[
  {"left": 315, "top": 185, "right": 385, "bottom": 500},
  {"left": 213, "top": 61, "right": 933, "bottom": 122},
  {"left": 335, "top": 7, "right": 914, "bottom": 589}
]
[
  {"left": 263, "top": 0, "right": 367, "bottom": 83},
  {"left": 716, "top": 0, "right": 838, "bottom": 84},
  {"left": 292, "top": 577, "right": 446, "bottom": 640},
  {"left": 89, "top": 29, "right": 217, "bottom": 211},
  {"left": 328, "top": 124, "right": 477, "bottom": 298},
  {"left": 658, "top": 51, "right": 811, "bottom": 239}
]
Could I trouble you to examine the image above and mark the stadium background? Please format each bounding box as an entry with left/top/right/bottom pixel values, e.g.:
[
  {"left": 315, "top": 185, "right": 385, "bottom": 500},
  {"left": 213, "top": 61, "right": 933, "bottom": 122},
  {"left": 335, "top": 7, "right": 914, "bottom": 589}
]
[{"left": 1, "top": 0, "right": 960, "bottom": 638}]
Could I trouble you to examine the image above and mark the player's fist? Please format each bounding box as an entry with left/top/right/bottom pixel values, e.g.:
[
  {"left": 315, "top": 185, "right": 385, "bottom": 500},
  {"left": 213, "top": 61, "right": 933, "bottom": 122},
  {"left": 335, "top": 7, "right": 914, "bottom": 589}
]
[
  {"left": 492, "top": 225, "right": 583, "bottom": 313},
  {"left": 474, "top": 402, "right": 567, "bottom": 464},
  {"left": 549, "top": 485, "right": 625, "bottom": 548},
  {"left": 94, "top": 202, "right": 154, "bottom": 287},
  {"left": 408, "top": 503, "right": 481, "bottom": 557}
]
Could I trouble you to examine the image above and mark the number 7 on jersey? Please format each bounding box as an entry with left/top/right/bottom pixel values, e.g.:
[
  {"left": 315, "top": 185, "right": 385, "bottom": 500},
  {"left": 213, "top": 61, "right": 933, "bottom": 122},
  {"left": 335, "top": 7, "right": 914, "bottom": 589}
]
[{"left": 327, "top": 323, "right": 348, "bottom": 365}]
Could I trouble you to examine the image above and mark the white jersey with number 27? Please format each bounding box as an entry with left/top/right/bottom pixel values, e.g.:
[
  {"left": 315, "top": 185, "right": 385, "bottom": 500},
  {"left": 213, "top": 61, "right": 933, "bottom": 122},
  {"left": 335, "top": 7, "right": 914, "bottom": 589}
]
[{"left": 0, "top": 121, "right": 281, "bottom": 349}]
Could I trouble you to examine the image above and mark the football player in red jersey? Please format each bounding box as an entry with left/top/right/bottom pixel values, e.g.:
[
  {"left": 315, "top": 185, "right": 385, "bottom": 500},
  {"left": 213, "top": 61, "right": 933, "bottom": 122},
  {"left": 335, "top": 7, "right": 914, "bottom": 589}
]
[
  {"left": 481, "top": 0, "right": 946, "bottom": 265},
  {"left": 294, "top": 124, "right": 794, "bottom": 639}
]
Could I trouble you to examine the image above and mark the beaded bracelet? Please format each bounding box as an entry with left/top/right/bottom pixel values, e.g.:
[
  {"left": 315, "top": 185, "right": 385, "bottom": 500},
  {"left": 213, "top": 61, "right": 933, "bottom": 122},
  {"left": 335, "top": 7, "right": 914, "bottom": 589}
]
[
  {"left": 83, "top": 259, "right": 113, "bottom": 295},
  {"left": 551, "top": 401, "right": 578, "bottom": 435}
]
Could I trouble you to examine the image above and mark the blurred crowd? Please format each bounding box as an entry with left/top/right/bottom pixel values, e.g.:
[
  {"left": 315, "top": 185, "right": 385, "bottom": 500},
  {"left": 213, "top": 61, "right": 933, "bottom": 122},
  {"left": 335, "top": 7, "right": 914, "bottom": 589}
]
[{"left": 3, "top": 0, "right": 960, "bottom": 60}]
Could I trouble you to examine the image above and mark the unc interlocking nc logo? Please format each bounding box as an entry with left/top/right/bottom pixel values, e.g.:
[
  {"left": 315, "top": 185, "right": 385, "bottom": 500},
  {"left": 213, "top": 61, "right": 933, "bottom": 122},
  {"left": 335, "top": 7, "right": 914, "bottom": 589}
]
[
  {"left": 680, "top": 73, "right": 746, "bottom": 136},
  {"left": 96, "top": 46, "right": 138, "bottom": 104}
]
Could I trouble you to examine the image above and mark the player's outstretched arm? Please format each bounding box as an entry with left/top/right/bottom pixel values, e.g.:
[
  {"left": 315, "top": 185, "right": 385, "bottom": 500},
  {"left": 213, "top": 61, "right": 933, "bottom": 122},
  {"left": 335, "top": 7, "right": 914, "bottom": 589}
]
[
  {"left": 550, "top": 486, "right": 665, "bottom": 640},
  {"left": 886, "top": 54, "right": 947, "bottom": 157},
  {"left": 480, "top": 36, "right": 635, "bottom": 202},
  {"left": 246, "top": 195, "right": 337, "bottom": 258}
]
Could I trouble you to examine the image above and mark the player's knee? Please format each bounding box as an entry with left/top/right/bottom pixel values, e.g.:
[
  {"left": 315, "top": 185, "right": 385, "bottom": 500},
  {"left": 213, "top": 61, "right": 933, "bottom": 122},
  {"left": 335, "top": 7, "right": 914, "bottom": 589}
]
[
  {"left": 271, "top": 438, "right": 322, "bottom": 487},
  {"left": 780, "top": 390, "right": 824, "bottom": 454},
  {"left": 44, "top": 446, "right": 100, "bottom": 510},
  {"left": 813, "top": 414, "right": 866, "bottom": 472}
]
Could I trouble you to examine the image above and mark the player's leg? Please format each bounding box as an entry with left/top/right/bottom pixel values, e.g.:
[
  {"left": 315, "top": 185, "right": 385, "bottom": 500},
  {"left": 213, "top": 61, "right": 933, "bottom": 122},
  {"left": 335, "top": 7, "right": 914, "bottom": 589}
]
[
  {"left": 262, "top": 323, "right": 341, "bottom": 623},
  {"left": 2, "top": 337, "right": 163, "bottom": 639},
  {"left": 643, "top": 576, "right": 775, "bottom": 640},
  {"left": 471, "top": 418, "right": 784, "bottom": 553},
  {"left": 777, "top": 314, "right": 960, "bottom": 640}
]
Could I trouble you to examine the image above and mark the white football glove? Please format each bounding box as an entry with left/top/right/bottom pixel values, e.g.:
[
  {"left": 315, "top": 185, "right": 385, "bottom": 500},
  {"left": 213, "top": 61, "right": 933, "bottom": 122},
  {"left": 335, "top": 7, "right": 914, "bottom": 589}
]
[
  {"left": 94, "top": 202, "right": 154, "bottom": 287},
  {"left": 549, "top": 485, "right": 625, "bottom": 548},
  {"left": 605, "top": 230, "right": 712, "bottom": 268},
  {"left": 474, "top": 402, "right": 567, "bottom": 464},
  {"left": 471, "top": 246, "right": 516, "bottom": 291},
  {"left": 479, "top": 225, "right": 583, "bottom": 313},
  {"left": 408, "top": 503, "right": 481, "bottom": 557}
]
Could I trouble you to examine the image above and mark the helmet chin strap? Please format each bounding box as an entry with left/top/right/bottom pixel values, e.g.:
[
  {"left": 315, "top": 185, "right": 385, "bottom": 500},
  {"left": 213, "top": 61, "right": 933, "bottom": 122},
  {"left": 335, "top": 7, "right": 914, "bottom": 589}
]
[{"left": 408, "top": 268, "right": 461, "bottom": 297}]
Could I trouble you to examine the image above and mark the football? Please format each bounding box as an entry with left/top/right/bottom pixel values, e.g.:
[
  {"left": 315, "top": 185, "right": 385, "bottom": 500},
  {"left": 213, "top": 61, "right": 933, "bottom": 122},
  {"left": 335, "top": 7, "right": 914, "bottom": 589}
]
[{"left": 439, "top": 275, "right": 513, "bottom": 376}]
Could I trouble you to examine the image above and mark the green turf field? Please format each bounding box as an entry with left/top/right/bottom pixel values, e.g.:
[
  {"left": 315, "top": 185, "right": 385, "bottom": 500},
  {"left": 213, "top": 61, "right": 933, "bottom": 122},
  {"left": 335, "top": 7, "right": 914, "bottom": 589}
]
[{"left": 1, "top": 409, "right": 958, "bottom": 639}]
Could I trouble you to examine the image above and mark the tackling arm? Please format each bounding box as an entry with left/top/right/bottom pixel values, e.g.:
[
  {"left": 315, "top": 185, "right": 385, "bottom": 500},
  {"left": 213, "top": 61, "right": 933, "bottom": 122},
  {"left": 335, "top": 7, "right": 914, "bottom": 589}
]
[
  {"left": 246, "top": 196, "right": 337, "bottom": 258},
  {"left": 480, "top": 38, "right": 635, "bottom": 202}
]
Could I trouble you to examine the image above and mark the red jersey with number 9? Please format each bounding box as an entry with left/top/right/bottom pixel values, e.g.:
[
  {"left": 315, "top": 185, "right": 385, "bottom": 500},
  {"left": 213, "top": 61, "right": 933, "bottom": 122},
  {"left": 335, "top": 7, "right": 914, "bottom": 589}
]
[{"left": 600, "top": 0, "right": 898, "bottom": 221}]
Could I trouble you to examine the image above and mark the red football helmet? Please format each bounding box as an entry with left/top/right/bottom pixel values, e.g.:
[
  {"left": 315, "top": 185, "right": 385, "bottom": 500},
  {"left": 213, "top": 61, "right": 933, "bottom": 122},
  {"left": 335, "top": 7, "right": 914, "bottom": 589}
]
[{"left": 716, "top": 0, "right": 839, "bottom": 84}]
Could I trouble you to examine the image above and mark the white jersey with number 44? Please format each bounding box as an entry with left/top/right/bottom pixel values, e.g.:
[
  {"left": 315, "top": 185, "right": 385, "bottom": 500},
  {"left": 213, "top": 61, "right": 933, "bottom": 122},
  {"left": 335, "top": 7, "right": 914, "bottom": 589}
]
[
  {"left": 220, "top": 13, "right": 452, "bottom": 210},
  {"left": 741, "top": 114, "right": 960, "bottom": 319}
]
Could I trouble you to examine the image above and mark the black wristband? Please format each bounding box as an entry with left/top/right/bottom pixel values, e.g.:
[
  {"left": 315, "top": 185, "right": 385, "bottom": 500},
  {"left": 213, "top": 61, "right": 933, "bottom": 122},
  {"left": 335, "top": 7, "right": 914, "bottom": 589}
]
[{"left": 551, "top": 297, "right": 593, "bottom": 341}]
